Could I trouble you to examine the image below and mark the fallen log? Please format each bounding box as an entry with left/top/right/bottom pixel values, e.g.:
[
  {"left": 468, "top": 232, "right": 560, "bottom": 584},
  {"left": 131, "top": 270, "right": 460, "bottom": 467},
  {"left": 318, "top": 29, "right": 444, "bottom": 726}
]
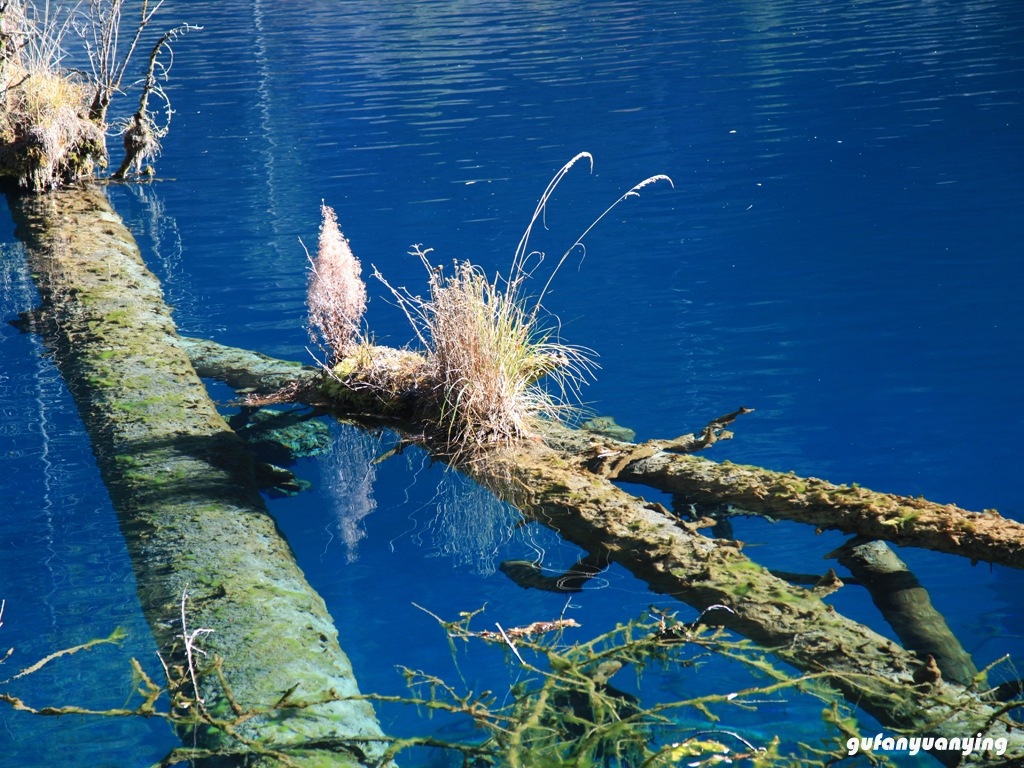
[
  {"left": 190, "top": 338, "right": 1024, "bottom": 574},
  {"left": 7, "top": 186, "right": 387, "bottom": 767},
  {"left": 608, "top": 444, "right": 1024, "bottom": 571},
  {"left": 184, "top": 337, "right": 1024, "bottom": 767}
]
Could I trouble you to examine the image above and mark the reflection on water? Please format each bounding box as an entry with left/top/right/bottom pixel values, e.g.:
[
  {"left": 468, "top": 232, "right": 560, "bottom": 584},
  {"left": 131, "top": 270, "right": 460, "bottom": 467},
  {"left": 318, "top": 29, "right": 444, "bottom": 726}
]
[
  {"left": 116, "top": 183, "right": 194, "bottom": 319},
  {"left": 320, "top": 423, "right": 382, "bottom": 563},
  {"left": 419, "top": 469, "right": 521, "bottom": 577}
]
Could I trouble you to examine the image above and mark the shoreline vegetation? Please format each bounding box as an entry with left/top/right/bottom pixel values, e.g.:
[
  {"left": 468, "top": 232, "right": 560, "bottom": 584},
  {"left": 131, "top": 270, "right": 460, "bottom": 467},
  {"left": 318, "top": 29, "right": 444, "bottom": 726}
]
[
  {"left": 1, "top": 0, "right": 198, "bottom": 191},
  {"left": 2, "top": 2, "right": 1022, "bottom": 765}
]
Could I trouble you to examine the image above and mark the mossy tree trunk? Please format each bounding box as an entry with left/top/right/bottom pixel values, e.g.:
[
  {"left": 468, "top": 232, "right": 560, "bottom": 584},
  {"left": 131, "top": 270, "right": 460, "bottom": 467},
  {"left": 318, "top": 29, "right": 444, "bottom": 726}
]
[
  {"left": 7, "top": 186, "right": 387, "bottom": 767},
  {"left": 834, "top": 538, "right": 978, "bottom": 687},
  {"left": 183, "top": 338, "right": 1024, "bottom": 767},
  {"left": 612, "top": 447, "right": 1024, "bottom": 570}
]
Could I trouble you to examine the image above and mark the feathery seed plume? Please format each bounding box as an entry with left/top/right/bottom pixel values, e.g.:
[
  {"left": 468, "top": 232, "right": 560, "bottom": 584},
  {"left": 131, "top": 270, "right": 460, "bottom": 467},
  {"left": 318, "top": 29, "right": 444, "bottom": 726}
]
[{"left": 307, "top": 203, "right": 367, "bottom": 361}]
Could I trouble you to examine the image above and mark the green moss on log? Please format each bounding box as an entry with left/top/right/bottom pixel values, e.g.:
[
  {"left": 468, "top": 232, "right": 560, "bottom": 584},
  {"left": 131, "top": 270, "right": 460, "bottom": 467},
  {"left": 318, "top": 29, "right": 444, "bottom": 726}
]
[{"left": 8, "top": 186, "right": 386, "bottom": 767}]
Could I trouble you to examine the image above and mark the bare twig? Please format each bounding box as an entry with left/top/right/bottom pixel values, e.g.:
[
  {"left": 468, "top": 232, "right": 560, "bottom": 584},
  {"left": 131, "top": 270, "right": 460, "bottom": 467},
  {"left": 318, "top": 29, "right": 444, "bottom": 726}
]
[
  {"left": 80, "top": 0, "right": 164, "bottom": 124},
  {"left": 176, "top": 587, "right": 213, "bottom": 708},
  {"left": 110, "top": 20, "right": 200, "bottom": 179}
]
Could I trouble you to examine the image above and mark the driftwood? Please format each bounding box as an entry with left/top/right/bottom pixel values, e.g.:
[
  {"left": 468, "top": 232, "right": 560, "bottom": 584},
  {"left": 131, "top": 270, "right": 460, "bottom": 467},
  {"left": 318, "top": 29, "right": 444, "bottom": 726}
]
[
  {"left": 183, "top": 337, "right": 1024, "bottom": 767},
  {"left": 7, "top": 186, "right": 386, "bottom": 767}
]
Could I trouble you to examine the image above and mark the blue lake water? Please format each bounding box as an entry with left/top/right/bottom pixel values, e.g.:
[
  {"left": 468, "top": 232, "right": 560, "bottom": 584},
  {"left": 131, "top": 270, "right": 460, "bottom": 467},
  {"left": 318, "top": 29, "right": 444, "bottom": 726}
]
[{"left": 2, "top": 0, "right": 1023, "bottom": 764}]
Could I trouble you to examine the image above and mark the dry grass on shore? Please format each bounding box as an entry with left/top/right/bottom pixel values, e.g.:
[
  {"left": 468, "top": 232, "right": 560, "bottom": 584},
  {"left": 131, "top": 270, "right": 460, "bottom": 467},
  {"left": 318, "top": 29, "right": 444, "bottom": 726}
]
[{"left": 0, "top": 62, "right": 105, "bottom": 190}]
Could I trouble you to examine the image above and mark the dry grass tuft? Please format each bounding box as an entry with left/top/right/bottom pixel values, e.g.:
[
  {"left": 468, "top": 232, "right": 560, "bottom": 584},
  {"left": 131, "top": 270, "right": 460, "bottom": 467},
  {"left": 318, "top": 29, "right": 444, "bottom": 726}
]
[
  {"left": 2, "top": 0, "right": 197, "bottom": 187},
  {"left": 350, "top": 154, "right": 671, "bottom": 456},
  {"left": 377, "top": 248, "right": 594, "bottom": 449},
  {"left": 306, "top": 203, "right": 368, "bottom": 363},
  {"left": 1, "top": 1, "right": 106, "bottom": 190},
  {"left": 0, "top": 63, "right": 105, "bottom": 190}
]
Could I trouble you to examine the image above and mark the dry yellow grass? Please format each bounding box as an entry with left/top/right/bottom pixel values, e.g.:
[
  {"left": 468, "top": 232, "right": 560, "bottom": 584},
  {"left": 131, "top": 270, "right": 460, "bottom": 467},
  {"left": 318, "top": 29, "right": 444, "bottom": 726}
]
[
  {"left": 1, "top": 64, "right": 104, "bottom": 190},
  {"left": 371, "top": 155, "right": 671, "bottom": 452},
  {"left": 1, "top": 3, "right": 106, "bottom": 190},
  {"left": 398, "top": 249, "right": 593, "bottom": 447},
  {"left": 304, "top": 155, "right": 671, "bottom": 455}
]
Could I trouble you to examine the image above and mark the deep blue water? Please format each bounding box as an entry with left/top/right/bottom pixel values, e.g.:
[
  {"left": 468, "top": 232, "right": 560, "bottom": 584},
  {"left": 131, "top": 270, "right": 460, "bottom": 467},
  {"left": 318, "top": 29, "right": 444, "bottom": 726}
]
[{"left": 2, "top": 0, "right": 1023, "bottom": 764}]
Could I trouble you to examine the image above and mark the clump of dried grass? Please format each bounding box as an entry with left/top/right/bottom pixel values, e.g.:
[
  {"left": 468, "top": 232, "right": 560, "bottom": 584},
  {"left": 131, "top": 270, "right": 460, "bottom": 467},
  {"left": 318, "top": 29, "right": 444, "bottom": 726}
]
[
  {"left": 0, "top": 1, "right": 105, "bottom": 190},
  {"left": 377, "top": 248, "right": 593, "bottom": 448},
  {"left": 0, "top": 67, "right": 105, "bottom": 190},
  {"left": 306, "top": 203, "right": 368, "bottom": 363},
  {"left": 374, "top": 153, "right": 673, "bottom": 452}
]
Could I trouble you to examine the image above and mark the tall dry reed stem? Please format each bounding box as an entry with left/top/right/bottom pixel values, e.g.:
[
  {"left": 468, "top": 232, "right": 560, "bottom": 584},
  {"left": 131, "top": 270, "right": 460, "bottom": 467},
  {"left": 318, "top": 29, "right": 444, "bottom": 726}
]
[
  {"left": 306, "top": 202, "right": 367, "bottom": 363},
  {"left": 2, "top": 0, "right": 80, "bottom": 75},
  {"left": 373, "top": 153, "right": 672, "bottom": 453}
]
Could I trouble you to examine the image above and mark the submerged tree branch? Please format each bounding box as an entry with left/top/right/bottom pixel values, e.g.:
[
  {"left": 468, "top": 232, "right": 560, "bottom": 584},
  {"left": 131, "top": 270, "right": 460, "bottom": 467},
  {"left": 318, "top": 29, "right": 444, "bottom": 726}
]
[
  {"left": 833, "top": 538, "right": 978, "bottom": 687},
  {"left": 8, "top": 186, "right": 386, "bottom": 767},
  {"left": 183, "top": 336, "right": 1024, "bottom": 572}
]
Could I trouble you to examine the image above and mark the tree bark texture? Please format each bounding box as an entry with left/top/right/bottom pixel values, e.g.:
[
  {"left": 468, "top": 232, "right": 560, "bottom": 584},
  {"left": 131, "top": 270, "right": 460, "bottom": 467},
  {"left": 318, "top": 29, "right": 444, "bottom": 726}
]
[
  {"left": 7, "top": 186, "right": 386, "bottom": 767},
  {"left": 834, "top": 539, "right": 978, "bottom": 687}
]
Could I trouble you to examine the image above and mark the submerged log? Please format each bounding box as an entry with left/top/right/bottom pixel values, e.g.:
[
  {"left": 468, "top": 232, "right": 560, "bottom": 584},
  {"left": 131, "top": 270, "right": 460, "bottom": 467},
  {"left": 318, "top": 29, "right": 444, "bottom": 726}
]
[
  {"left": 833, "top": 539, "right": 978, "bottom": 687},
  {"left": 184, "top": 339, "right": 1024, "bottom": 767},
  {"left": 187, "top": 338, "right": 1024, "bottom": 573},
  {"left": 472, "top": 435, "right": 1021, "bottom": 767},
  {"left": 7, "top": 186, "right": 386, "bottom": 767}
]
